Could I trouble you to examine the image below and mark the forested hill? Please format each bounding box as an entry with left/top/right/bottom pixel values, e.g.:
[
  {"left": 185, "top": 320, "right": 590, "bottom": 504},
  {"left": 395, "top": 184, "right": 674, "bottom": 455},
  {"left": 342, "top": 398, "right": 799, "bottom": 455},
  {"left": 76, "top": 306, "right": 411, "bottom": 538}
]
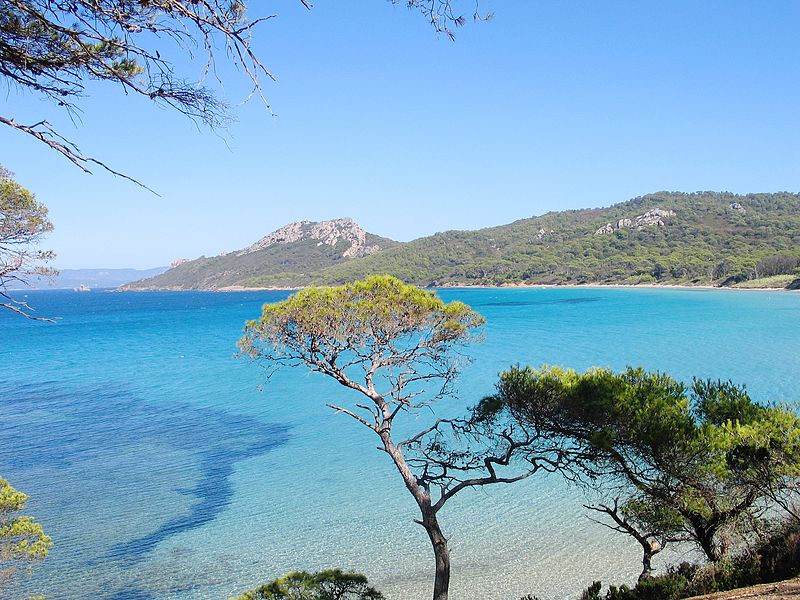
[
  {"left": 123, "top": 218, "right": 399, "bottom": 290},
  {"left": 125, "top": 192, "right": 800, "bottom": 290}
]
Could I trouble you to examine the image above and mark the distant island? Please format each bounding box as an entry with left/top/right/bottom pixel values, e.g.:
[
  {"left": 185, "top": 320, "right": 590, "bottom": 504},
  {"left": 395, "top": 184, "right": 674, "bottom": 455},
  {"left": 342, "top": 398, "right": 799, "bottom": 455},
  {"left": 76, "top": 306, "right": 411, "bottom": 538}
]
[
  {"left": 13, "top": 267, "right": 168, "bottom": 291},
  {"left": 122, "top": 192, "right": 800, "bottom": 291}
]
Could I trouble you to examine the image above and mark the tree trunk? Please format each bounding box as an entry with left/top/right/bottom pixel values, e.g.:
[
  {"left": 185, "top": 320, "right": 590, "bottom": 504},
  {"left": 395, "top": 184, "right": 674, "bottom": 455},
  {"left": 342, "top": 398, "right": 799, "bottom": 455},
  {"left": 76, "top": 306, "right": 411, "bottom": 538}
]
[
  {"left": 682, "top": 510, "right": 723, "bottom": 562},
  {"left": 638, "top": 549, "right": 654, "bottom": 582},
  {"left": 421, "top": 510, "right": 451, "bottom": 600},
  {"left": 380, "top": 432, "right": 452, "bottom": 600},
  {"left": 699, "top": 535, "right": 721, "bottom": 562},
  {"left": 693, "top": 521, "right": 722, "bottom": 562}
]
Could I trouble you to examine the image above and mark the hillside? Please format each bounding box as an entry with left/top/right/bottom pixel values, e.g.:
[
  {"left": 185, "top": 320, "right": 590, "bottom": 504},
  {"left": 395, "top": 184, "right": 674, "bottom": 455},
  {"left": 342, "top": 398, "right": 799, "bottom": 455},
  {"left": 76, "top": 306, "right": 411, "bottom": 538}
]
[
  {"left": 123, "top": 218, "right": 398, "bottom": 290},
  {"left": 125, "top": 192, "right": 800, "bottom": 290}
]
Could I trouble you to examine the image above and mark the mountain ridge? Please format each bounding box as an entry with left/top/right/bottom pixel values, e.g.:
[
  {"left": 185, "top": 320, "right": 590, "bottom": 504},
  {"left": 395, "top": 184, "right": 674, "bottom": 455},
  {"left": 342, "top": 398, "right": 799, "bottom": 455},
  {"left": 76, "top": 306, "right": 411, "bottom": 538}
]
[
  {"left": 123, "top": 218, "right": 398, "bottom": 291},
  {"left": 123, "top": 192, "right": 800, "bottom": 291},
  {"left": 237, "top": 217, "right": 384, "bottom": 258}
]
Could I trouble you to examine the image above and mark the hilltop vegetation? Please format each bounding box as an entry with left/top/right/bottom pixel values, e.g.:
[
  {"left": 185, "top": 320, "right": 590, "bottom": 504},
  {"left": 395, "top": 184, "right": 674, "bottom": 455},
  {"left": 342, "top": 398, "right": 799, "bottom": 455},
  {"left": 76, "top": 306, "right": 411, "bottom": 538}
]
[
  {"left": 125, "top": 192, "right": 800, "bottom": 290},
  {"left": 125, "top": 219, "right": 398, "bottom": 290},
  {"left": 299, "top": 192, "right": 800, "bottom": 288}
]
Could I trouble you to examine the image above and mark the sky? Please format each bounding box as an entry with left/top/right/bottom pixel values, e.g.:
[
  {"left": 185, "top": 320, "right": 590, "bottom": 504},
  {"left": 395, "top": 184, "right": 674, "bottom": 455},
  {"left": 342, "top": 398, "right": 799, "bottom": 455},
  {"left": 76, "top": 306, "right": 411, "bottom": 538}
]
[{"left": 2, "top": 0, "right": 799, "bottom": 269}]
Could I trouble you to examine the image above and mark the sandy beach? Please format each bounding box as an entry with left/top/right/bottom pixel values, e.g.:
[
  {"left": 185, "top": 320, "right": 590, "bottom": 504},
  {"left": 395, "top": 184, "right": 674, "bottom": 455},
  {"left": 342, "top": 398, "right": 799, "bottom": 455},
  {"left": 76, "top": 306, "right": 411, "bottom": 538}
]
[{"left": 212, "top": 282, "right": 798, "bottom": 293}]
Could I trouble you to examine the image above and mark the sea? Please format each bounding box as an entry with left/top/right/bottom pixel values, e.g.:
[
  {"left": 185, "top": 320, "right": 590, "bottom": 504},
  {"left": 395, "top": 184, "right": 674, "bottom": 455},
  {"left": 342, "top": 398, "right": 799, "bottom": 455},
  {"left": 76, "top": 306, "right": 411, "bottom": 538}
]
[{"left": 2, "top": 287, "right": 799, "bottom": 600}]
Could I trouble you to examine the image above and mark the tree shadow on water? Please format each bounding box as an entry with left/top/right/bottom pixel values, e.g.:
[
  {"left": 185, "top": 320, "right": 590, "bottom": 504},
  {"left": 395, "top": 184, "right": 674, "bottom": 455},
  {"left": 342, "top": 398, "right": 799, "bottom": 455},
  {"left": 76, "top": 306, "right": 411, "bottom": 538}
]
[{"left": 0, "top": 380, "right": 290, "bottom": 597}]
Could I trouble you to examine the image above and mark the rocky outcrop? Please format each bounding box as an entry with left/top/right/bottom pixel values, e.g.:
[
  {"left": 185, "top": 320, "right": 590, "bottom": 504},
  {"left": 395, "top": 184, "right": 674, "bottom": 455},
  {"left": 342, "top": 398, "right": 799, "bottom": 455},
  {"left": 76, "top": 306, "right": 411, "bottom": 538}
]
[
  {"left": 238, "top": 218, "right": 382, "bottom": 258},
  {"left": 536, "top": 227, "right": 554, "bottom": 240},
  {"left": 122, "top": 218, "right": 398, "bottom": 291},
  {"left": 634, "top": 208, "right": 676, "bottom": 229},
  {"left": 595, "top": 208, "right": 676, "bottom": 235},
  {"left": 730, "top": 202, "right": 747, "bottom": 215},
  {"left": 595, "top": 223, "right": 615, "bottom": 235}
]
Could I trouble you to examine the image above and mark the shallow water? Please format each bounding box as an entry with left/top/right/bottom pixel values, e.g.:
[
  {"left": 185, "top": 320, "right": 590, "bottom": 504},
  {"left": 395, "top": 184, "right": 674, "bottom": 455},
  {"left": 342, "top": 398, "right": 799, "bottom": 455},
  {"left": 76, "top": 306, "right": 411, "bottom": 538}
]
[{"left": 2, "top": 288, "right": 799, "bottom": 600}]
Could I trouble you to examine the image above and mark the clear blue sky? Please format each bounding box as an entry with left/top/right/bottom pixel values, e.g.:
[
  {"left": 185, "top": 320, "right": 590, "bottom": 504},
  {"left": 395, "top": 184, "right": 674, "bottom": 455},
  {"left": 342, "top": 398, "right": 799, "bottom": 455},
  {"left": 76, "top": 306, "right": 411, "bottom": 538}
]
[{"left": 2, "top": 0, "right": 799, "bottom": 269}]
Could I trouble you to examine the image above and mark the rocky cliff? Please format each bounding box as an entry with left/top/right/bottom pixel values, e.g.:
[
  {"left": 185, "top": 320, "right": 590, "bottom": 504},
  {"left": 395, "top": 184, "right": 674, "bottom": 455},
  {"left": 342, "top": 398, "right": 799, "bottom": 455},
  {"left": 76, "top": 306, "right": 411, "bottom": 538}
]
[{"left": 238, "top": 218, "right": 381, "bottom": 258}]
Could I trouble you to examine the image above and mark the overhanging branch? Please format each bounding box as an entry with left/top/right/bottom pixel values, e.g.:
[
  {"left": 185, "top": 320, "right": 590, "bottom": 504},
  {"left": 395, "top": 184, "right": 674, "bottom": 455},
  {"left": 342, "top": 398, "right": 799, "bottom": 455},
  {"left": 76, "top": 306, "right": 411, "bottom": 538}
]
[{"left": 0, "top": 117, "right": 156, "bottom": 193}]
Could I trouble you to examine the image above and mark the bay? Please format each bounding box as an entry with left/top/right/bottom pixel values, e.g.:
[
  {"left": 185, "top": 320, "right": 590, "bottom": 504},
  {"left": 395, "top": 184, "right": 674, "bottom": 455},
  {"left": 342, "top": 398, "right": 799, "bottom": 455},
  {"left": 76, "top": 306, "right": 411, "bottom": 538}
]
[{"left": 1, "top": 288, "right": 799, "bottom": 600}]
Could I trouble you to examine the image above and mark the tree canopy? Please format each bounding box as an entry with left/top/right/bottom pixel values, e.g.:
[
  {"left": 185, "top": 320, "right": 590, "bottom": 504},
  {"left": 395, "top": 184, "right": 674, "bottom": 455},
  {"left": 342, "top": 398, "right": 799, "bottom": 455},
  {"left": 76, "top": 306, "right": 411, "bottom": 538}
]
[
  {"left": 0, "top": 165, "right": 54, "bottom": 318},
  {"left": 481, "top": 365, "right": 800, "bottom": 564},
  {"left": 231, "top": 569, "right": 384, "bottom": 600},
  {"left": 240, "top": 276, "right": 569, "bottom": 600},
  {"left": 0, "top": 477, "right": 51, "bottom": 590},
  {"left": 239, "top": 274, "right": 485, "bottom": 407}
]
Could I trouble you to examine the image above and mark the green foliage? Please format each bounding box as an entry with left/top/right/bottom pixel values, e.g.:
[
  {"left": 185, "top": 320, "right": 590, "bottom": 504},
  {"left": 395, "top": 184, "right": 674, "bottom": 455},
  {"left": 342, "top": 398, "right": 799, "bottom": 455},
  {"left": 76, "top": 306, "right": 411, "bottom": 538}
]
[
  {"left": 573, "top": 518, "right": 800, "bottom": 599},
  {"left": 742, "top": 517, "right": 800, "bottom": 583},
  {"left": 619, "top": 496, "right": 684, "bottom": 541},
  {"left": 631, "top": 574, "right": 690, "bottom": 600},
  {"left": 693, "top": 379, "right": 763, "bottom": 426},
  {"left": 240, "top": 277, "right": 526, "bottom": 600},
  {"left": 485, "top": 365, "right": 800, "bottom": 562},
  {"left": 0, "top": 170, "right": 52, "bottom": 234},
  {"left": 239, "top": 275, "right": 484, "bottom": 374},
  {"left": 0, "top": 477, "right": 52, "bottom": 590},
  {"left": 0, "top": 165, "right": 55, "bottom": 317},
  {"left": 128, "top": 192, "right": 800, "bottom": 290},
  {"left": 230, "top": 569, "right": 384, "bottom": 600},
  {"left": 604, "top": 584, "right": 635, "bottom": 600},
  {"left": 732, "top": 274, "right": 796, "bottom": 289},
  {"left": 580, "top": 581, "right": 602, "bottom": 600},
  {"left": 310, "top": 192, "right": 800, "bottom": 288},
  {"left": 129, "top": 231, "right": 398, "bottom": 291},
  {"left": 0, "top": 167, "right": 54, "bottom": 271},
  {"left": 752, "top": 254, "right": 800, "bottom": 278},
  {"left": 577, "top": 568, "right": 696, "bottom": 600},
  {"left": 486, "top": 364, "right": 695, "bottom": 455}
]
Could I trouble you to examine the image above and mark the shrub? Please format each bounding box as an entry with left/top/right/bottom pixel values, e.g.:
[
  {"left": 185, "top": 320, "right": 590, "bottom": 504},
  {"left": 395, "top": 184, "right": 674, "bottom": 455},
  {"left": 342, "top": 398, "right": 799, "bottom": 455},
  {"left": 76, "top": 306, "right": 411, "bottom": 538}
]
[
  {"left": 579, "top": 582, "right": 602, "bottom": 600},
  {"left": 570, "top": 518, "right": 800, "bottom": 600},
  {"left": 230, "top": 570, "right": 384, "bottom": 600}
]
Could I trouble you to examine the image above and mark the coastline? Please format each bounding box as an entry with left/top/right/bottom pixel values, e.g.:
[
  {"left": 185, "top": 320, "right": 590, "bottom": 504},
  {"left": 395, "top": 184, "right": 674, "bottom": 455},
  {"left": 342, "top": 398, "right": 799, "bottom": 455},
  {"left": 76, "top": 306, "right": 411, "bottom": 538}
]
[{"left": 204, "top": 282, "right": 800, "bottom": 293}]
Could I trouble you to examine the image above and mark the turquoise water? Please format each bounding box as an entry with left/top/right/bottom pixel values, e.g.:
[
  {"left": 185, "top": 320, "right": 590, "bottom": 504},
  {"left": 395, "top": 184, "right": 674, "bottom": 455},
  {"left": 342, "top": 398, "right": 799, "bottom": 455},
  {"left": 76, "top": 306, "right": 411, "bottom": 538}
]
[{"left": 2, "top": 288, "right": 799, "bottom": 600}]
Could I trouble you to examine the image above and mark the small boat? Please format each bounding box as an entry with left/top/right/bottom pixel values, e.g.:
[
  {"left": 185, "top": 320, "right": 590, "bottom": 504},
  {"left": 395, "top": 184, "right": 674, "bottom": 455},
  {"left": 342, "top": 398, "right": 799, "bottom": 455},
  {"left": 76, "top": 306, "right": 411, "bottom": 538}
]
[{"left": 74, "top": 284, "right": 91, "bottom": 292}]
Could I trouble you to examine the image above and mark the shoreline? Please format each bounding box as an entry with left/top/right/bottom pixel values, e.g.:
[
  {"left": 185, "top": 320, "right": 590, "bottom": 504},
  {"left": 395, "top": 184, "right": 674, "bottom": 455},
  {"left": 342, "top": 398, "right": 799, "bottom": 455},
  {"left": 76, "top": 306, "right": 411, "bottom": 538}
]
[{"left": 203, "top": 282, "right": 799, "bottom": 293}]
